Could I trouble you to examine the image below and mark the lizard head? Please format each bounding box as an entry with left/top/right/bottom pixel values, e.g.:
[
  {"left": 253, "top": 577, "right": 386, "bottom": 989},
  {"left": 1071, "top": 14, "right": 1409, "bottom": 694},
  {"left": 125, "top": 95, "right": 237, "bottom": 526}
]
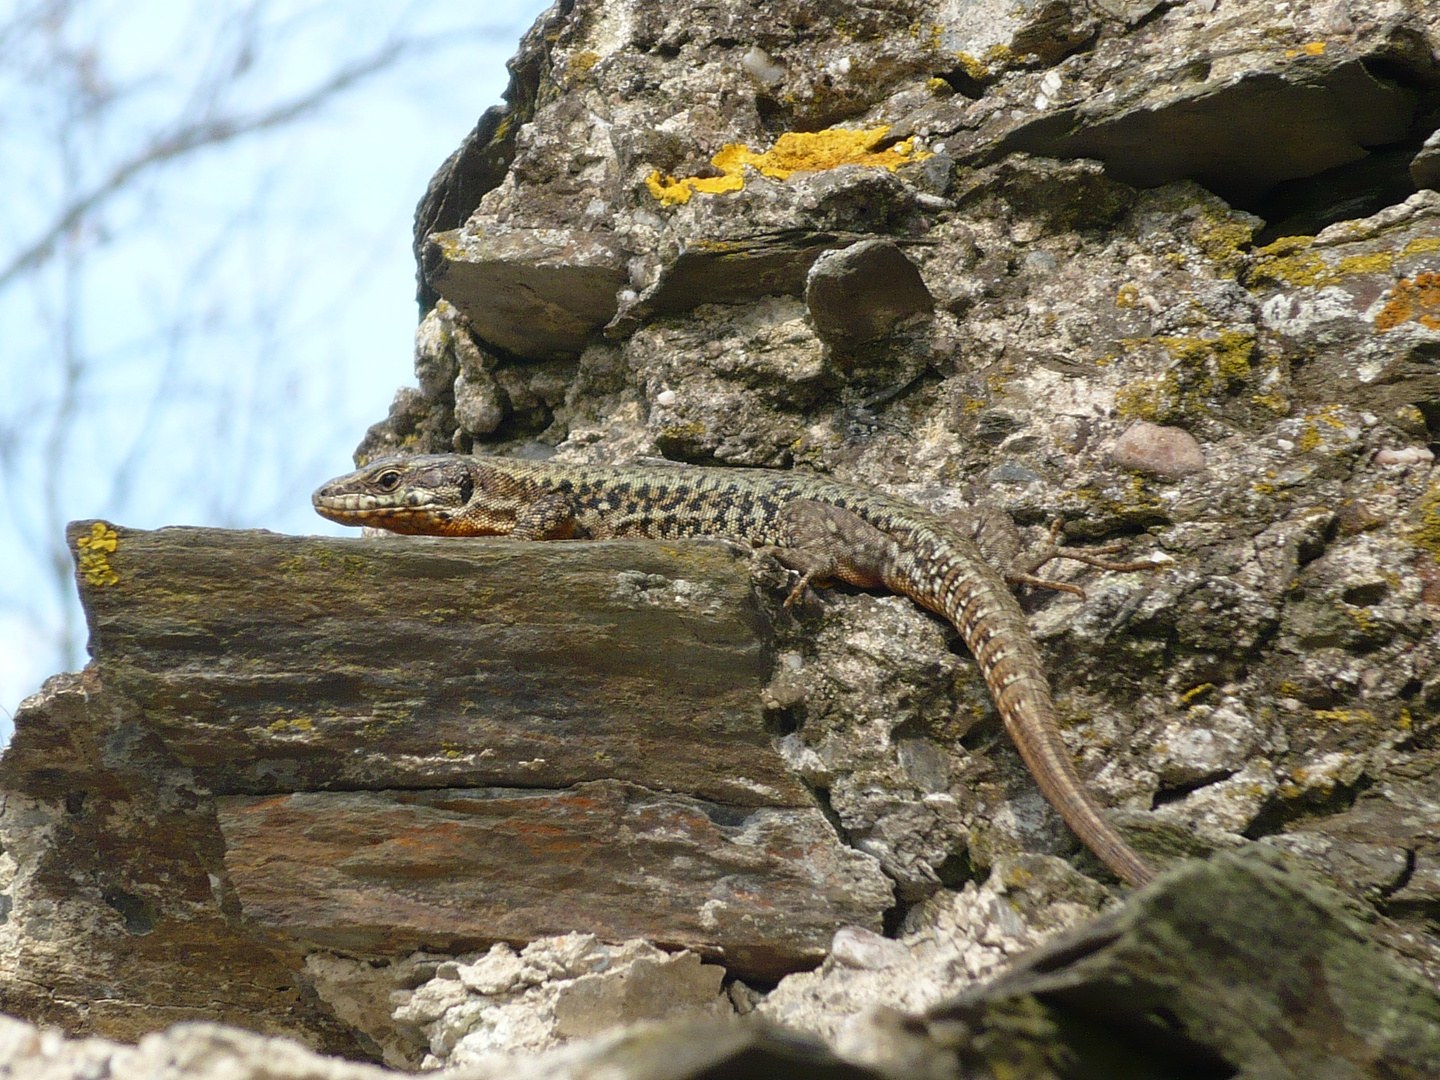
[{"left": 312, "top": 455, "right": 494, "bottom": 535}]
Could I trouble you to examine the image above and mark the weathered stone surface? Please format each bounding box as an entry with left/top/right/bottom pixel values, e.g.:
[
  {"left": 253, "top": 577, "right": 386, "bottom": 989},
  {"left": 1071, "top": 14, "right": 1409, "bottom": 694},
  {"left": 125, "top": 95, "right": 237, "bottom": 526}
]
[
  {"left": 804, "top": 239, "right": 934, "bottom": 344},
  {"left": 68, "top": 522, "right": 801, "bottom": 807},
  {"left": 606, "top": 230, "right": 866, "bottom": 339},
  {"left": 1413, "top": 128, "right": 1440, "bottom": 192},
  {"left": 380, "top": 936, "right": 732, "bottom": 1068},
  {"left": 424, "top": 226, "right": 627, "bottom": 359},
  {"left": 217, "top": 782, "right": 891, "bottom": 980},
  {"left": 0, "top": 1015, "right": 398, "bottom": 1080},
  {"left": 1248, "top": 190, "right": 1440, "bottom": 418},
  {"left": 0, "top": 671, "right": 376, "bottom": 1056},
  {"left": 921, "top": 849, "right": 1440, "bottom": 1079},
  {"left": 24, "top": 0, "right": 1440, "bottom": 1067},
  {"left": 0, "top": 1012, "right": 895, "bottom": 1080}
]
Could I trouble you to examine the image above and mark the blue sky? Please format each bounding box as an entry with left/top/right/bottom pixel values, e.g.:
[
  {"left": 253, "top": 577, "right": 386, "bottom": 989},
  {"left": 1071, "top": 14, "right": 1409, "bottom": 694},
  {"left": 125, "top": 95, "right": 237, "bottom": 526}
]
[{"left": 0, "top": 0, "right": 552, "bottom": 736}]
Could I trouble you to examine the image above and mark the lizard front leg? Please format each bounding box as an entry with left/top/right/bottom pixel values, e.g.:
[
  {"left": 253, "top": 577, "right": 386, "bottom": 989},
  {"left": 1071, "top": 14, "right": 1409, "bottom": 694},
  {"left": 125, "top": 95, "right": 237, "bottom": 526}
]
[{"left": 509, "top": 494, "right": 582, "bottom": 540}]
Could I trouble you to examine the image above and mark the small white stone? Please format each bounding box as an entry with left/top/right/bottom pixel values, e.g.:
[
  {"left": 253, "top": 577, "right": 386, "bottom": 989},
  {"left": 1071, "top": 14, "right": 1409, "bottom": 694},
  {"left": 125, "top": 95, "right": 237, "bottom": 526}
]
[
  {"left": 741, "top": 46, "right": 785, "bottom": 85},
  {"left": 1374, "top": 446, "right": 1434, "bottom": 466},
  {"left": 656, "top": 389, "right": 678, "bottom": 406}
]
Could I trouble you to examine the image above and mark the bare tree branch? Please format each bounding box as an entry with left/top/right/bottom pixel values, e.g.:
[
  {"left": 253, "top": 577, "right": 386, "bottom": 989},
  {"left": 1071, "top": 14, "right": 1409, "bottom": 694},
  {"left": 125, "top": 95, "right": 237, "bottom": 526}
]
[{"left": 0, "top": 33, "right": 420, "bottom": 291}]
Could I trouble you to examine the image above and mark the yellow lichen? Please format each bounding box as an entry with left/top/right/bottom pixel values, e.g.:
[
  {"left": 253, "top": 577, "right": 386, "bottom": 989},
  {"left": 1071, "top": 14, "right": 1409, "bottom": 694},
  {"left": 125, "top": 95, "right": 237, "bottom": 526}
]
[
  {"left": 1310, "top": 708, "right": 1377, "bottom": 725},
  {"left": 1402, "top": 237, "right": 1440, "bottom": 256},
  {"left": 1191, "top": 216, "right": 1257, "bottom": 271},
  {"left": 567, "top": 51, "right": 600, "bottom": 80},
  {"left": 660, "top": 420, "right": 707, "bottom": 443},
  {"left": 1252, "top": 389, "right": 1291, "bottom": 415},
  {"left": 1115, "top": 283, "right": 1139, "bottom": 308},
  {"left": 1115, "top": 372, "right": 1179, "bottom": 422},
  {"left": 1407, "top": 481, "right": 1440, "bottom": 557},
  {"left": 1336, "top": 252, "right": 1394, "bottom": 276},
  {"left": 1284, "top": 41, "right": 1326, "bottom": 58},
  {"left": 76, "top": 522, "right": 120, "bottom": 587},
  {"left": 925, "top": 76, "right": 953, "bottom": 95},
  {"left": 267, "top": 717, "right": 314, "bottom": 734},
  {"left": 953, "top": 51, "right": 990, "bottom": 81},
  {"left": 646, "top": 125, "right": 930, "bottom": 206},
  {"left": 1181, "top": 683, "right": 1217, "bottom": 704},
  {"left": 1248, "top": 239, "right": 1413, "bottom": 292}
]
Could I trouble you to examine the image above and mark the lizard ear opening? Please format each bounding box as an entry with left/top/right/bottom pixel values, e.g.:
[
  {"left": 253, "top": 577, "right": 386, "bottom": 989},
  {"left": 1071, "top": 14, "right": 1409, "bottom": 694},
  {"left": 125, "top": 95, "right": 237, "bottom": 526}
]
[{"left": 458, "top": 474, "right": 474, "bottom": 505}]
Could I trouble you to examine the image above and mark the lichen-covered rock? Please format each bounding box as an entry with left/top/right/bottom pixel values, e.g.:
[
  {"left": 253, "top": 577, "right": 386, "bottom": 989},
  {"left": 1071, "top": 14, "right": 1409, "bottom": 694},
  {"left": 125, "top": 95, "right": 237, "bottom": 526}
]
[{"left": 15, "top": 0, "right": 1440, "bottom": 1066}]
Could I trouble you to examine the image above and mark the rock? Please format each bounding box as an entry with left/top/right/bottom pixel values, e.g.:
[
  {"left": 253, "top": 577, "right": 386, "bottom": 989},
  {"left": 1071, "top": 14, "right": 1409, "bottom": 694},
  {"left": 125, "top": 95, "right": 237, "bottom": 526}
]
[
  {"left": 64, "top": 523, "right": 797, "bottom": 807},
  {"left": 920, "top": 848, "right": 1440, "bottom": 1079},
  {"left": 218, "top": 783, "right": 891, "bottom": 980},
  {"left": 22, "top": 0, "right": 1440, "bottom": 1066},
  {"left": 424, "top": 225, "right": 627, "bottom": 359},
  {"left": 1411, "top": 128, "right": 1440, "bottom": 192},
  {"left": 804, "top": 240, "right": 934, "bottom": 344},
  {"left": 0, "top": 523, "right": 895, "bottom": 1046},
  {"left": 1108, "top": 420, "right": 1207, "bottom": 477},
  {"left": 985, "top": 15, "right": 1426, "bottom": 205},
  {"left": 0, "top": 1015, "right": 397, "bottom": 1080}
]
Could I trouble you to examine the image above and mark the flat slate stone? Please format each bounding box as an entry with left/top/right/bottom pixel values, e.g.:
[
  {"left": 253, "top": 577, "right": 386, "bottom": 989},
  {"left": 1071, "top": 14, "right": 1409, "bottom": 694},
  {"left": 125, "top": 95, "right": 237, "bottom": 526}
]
[
  {"left": 69, "top": 523, "right": 809, "bottom": 807},
  {"left": 217, "top": 781, "right": 893, "bottom": 980},
  {"left": 423, "top": 225, "right": 627, "bottom": 359}
]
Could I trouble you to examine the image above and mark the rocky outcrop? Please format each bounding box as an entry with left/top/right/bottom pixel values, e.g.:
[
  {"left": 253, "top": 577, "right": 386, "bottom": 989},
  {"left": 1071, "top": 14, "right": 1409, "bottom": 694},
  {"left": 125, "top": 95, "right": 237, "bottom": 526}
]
[
  {"left": 4, "top": 851, "right": 1437, "bottom": 1079},
  {"left": 9, "top": 0, "right": 1440, "bottom": 1072}
]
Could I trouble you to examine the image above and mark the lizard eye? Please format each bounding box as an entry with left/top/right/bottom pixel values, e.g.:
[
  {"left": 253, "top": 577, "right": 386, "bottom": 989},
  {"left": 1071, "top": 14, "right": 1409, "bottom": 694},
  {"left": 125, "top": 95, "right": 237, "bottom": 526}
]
[{"left": 376, "top": 470, "right": 402, "bottom": 491}]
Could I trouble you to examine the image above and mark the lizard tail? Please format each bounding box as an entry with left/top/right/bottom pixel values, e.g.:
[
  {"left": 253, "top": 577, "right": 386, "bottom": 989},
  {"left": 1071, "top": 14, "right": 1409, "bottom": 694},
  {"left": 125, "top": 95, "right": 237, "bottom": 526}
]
[{"left": 919, "top": 559, "right": 1155, "bottom": 887}]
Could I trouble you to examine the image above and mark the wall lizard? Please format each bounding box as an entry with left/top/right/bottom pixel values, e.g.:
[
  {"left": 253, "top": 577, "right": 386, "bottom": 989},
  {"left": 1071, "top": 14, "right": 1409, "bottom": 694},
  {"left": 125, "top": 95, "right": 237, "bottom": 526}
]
[{"left": 314, "top": 453, "right": 1155, "bottom": 887}]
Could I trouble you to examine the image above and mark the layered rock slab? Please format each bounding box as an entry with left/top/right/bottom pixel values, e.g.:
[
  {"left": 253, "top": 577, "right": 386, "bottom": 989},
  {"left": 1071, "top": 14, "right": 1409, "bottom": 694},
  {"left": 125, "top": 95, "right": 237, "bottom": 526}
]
[
  {"left": 217, "top": 783, "right": 890, "bottom": 979},
  {"left": 0, "top": 525, "right": 895, "bottom": 1046},
  {"left": 68, "top": 522, "right": 803, "bottom": 807}
]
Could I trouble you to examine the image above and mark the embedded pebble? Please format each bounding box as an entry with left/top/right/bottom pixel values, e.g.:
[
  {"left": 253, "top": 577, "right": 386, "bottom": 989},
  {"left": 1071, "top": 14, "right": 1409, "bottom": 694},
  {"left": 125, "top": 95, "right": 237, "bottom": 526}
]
[{"left": 1109, "top": 421, "right": 1206, "bottom": 477}]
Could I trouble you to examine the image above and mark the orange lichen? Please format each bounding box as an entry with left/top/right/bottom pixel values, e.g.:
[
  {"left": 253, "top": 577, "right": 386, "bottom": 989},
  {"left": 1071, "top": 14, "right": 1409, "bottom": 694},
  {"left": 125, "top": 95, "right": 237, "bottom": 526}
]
[
  {"left": 646, "top": 125, "right": 929, "bottom": 205},
  {"left": 1374, "top": 272, "right": 1440, "bottom": 332}
]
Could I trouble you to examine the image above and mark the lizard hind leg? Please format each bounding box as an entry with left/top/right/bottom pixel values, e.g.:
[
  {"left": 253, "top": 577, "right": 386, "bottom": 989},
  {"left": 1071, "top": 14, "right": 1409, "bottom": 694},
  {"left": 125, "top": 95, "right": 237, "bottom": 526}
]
[
  {"left": 761, "top": 499, "right": 898, "bottom": 608},
  {"left": 950, "top": 508, "right": 1154, "bottom": 598}
]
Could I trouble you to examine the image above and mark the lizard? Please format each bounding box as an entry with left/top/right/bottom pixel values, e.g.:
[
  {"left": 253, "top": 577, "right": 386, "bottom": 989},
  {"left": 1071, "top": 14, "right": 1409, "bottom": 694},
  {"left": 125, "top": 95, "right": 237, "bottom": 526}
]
[{"left": 313, "top": 453, "right": 1156, "bottom": 887}]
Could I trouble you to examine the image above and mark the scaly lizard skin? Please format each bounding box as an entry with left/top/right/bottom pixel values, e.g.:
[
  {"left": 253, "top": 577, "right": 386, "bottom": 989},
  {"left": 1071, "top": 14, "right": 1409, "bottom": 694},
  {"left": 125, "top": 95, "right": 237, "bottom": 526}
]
[{"left": 314, "top": 453, "right": 1155, "bottom": 886}]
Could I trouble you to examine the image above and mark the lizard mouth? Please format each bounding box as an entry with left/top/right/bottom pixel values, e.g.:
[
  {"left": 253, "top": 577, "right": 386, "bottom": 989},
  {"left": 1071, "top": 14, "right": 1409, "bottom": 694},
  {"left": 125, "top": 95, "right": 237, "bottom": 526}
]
[
  {"left": 311, "top": 490, "right": 440, "bottom": 512},
  {"left": 311, "top": 487, "right": 453, "bottom": 531}
]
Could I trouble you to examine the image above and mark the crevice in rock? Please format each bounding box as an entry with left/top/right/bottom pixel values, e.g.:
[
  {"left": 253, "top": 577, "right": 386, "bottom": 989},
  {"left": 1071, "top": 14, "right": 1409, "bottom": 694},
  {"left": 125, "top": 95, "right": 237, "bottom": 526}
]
[
  {"left": 1242, "top": 775, "right": 1371, "bottom": 840},
  {"left": 1378, "top": 847, "right": 1418, "bottom": 905},
  {"left": 1249, "top": 142, "right": 1429, "bottom": 245},
  {"left": 1150, "top": 770, "right": 1237, "bottom": 810},
  {"left": 932, "top": 66, "right": 986, "bottom": 101}
]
